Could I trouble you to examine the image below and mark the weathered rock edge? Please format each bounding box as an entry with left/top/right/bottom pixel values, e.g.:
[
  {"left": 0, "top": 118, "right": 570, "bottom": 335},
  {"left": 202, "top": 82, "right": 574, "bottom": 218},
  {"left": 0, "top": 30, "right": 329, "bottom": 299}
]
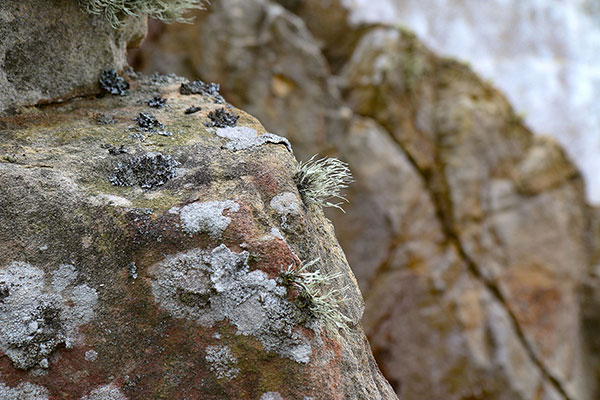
[{"left": 0, "top": 74, "right": 398, "bottom": 399}]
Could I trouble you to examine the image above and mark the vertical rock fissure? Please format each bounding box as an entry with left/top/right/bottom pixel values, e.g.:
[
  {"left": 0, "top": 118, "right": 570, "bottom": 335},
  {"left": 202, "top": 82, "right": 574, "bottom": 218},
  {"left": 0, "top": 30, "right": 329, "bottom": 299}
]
[{"left": 368, "top": 113, "right": 573, "bottom": 400}]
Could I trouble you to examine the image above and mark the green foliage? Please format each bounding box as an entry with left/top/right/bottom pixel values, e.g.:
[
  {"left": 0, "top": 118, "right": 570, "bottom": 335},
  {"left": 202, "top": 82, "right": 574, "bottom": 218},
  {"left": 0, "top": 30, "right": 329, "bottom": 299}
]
[
  {"left": 280, "top": 259, "right": 352, "bottom": 333},
  {"left": 294, "top": 155, "right": 353, "bottom": 212},
  {"left": 80, "top": 0, "right": 207, "bottom": 28}
]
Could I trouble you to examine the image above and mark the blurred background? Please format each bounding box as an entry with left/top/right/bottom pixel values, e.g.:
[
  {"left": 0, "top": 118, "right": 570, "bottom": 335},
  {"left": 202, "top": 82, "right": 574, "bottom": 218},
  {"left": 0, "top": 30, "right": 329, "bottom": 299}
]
[{"left": 128, "top": 1, "right": 600, "bottom": 399}]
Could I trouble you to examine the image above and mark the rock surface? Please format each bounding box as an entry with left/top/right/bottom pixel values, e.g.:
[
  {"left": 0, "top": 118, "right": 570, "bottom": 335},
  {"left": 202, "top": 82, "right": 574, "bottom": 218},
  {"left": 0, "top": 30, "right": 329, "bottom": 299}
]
[
  {"left": 279, "top": 0, "right": 600, "bottom": 205},
  {"left": 0, "top": 0, "right": 146, "bottom": 114},
  {"left": 131, "top": 0, "right": 600, "bottom": 399},
  {"left": 0, "top": 74, "right": 397, "bottom": 399}
]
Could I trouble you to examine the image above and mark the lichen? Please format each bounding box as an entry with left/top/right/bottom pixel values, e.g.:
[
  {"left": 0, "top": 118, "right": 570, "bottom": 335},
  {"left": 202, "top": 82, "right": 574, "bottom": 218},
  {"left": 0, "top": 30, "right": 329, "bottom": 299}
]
[
  {"left": 206, "top": 108, "right": 239, "bottom": 128},
  {"left": 85, "top": 349, "right": 98, "bottom": 362},
  {"left": 99, "top": 69, "right": 129, "bottom": 96},
  {"left": 178, "top": 200, "right": 240, "bottom": 238},
  {"left": 179, "top": 80, "right": 225, "bottom": 103},
  {"left": 270, "top": 192, "right": 301, "bottom": 228},
  {"left": 205, "top": 344, "right": 240, "bottom": 380},
  {"left": 109, "top": 152, "right": 179, "bottom": 189},
  {"left": 150, "top": 244, "right": 312, "bottom": 363},
  {"left": 80, "top": 0, "right": 207, "bottom": 28},
  {"left": 215, "top": 127, "right": 292, "bottom": 152},
  {"left": 184, "top": 105, "right": 202, "bottom": 114},
  {"left": 294, "top": 155, "right": 353, "bottom": 212},
  {"left": 280, "top": 259, "right": 351, "bottom": 333},
  {"left": 80, "top": 384, "right": 127, "bottom": 400},
  {"left": 0, "top": 262, "right": 98, "bottom": 369},
  {"left": 146, "top": 96, "right": 167, "bottom": 108},
  {"left": 260, "top": 393, "right": 284, "bottom": 400},
  {"left": 0, "top": 381, "right": 49, "bottom": 400}
]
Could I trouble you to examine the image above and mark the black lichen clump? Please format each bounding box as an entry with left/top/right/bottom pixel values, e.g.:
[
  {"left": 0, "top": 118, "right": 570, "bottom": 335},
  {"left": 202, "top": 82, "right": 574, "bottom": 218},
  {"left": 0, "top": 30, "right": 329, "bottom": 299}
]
[
  {"left": 101, "top": 143, "right": 128, "bottom": 155},
  {"left": 180, "top": 80, "right": 225, "bottom": 103},
  {"left": 110, "top": 153, "right": 179, "bottom": 189},
  {"left": 99, "top": 69, "right": 130, "bottom": 96},
  {"left": 184, "top": 105, "right": 202, "bottom": 114},
  {"left": 135, "top": 112, "right": 165, "bottom": 131},
  {"left": 97, "top": 113, "right": 115, "bottom": 125},
  {"left": 147, "top": 96, "right": 167, "bottom": 108},
  {"left": 0, "top": 283, "right": 9, "bottom": 301},
  {"left": 205, "top": 108, "right": 239, "bottom": 128}
]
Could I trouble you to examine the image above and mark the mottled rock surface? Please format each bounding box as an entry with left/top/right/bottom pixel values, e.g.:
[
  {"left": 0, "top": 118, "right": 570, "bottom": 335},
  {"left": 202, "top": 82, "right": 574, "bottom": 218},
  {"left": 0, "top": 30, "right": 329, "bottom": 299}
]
[
  {"left": 132, "top": 1, "right": 600, "bottom": 399},
  {"left": 0, "top": 75, "right": 397, "bottom": 399},
  {"left": 0, "top": 0, "right": 146, "bottom": 114}
]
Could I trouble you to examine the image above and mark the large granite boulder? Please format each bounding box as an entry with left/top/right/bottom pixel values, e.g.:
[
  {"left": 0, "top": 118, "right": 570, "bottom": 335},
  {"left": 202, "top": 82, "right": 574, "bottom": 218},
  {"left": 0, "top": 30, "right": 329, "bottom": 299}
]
[{"left": 131, "top": 0, "right": 600, "bottom": 399}]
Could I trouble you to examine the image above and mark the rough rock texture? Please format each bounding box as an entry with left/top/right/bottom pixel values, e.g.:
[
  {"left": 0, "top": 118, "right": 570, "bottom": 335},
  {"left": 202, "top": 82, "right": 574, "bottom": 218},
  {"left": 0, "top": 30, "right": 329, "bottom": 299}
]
[
  {"left": 305, "top": 0, "right": 600, "bottom": 205},
  {"left": 0, "top": 75, "right": 397, "bottom": 399},
  {"left": 0, "top": 0, "right": 146, "bottom": 114},
  {"left": 131, "top": 0, "right": 600, "bottom": 399}
]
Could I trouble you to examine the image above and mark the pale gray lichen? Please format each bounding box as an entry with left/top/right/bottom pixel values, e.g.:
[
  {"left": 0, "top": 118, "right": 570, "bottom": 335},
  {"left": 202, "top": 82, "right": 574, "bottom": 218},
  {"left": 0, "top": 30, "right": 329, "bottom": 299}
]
[
  {"left": 260, "top": 392, "right": 284, "bottom": 400},
  {"left": 294, "top": 155, "right": 354, "bottom": 212},
  {"left": 270, "top": 192, "right": 302, "bottom": 227},
  {"left": 269, "top": 227, "right": 285, "bottom": 241},
  {"left": 215, "top": 127, "right": 292, "bottom": 152},
  {"left": 0, "top": 381, "right": 49, "bottom": 400},
  {"left": 0, "top": 262, "right": 98, "bottom": 369},
  {"left": 280, "top": 259, "right": 351, "bottom": 333},
  {"left": 150, "top": 244, "right": 312, "bottom": 363},
  {"left": 85, "top": 349, "right": 98, "bottom": 362},
  {"left": 179, "top": 200, "right": 240, "bottom": 238},
  {"left": 80, "top": 0, "right": 207, "bottom": 28},
  {"left": 205, "top": 345, "right": 240, "bottom": 380},
  {"left": 80, "top": 384, "right": 127, "bottom": 400},
  {"left": 52, "top": 264, "right": 78, "bottom": 292}
]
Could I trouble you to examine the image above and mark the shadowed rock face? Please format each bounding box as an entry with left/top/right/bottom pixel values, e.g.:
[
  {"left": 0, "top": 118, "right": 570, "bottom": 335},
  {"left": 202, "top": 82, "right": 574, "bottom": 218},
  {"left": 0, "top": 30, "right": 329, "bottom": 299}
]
[
  {"left": 0, "top": 0, "right": 146, "bottom": 114},
  {"left": 0, "top": 74, "right": 397, "bottom": 399},
  {"left": 130, "top": 0, "right": 600, "bottom": 399}
]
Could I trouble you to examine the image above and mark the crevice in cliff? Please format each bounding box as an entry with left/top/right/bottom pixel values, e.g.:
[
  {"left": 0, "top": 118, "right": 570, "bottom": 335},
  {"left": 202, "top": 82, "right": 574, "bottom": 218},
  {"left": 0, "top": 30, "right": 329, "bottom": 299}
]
[
  {"left": 367, "top": 115, "right": 572, "bottom": 400},
  {"left": 337, "top": 68, "right": 573, "bottom": 398}
]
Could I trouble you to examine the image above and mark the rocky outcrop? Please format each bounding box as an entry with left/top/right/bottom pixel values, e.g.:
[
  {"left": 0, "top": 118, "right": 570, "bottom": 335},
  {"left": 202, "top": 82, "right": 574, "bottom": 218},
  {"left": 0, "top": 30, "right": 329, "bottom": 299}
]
[
  {"left": 0, "top": 2, "right": 397, "bottom": 397},
  {"left": 0, "top": 0, "right": 146, "bottom": 114},
  {"left": 0, "top": 72, "right": 397, "bottom": 399},
  {"left": 131, "top": 0, "right": 600, "bottom": 399}
]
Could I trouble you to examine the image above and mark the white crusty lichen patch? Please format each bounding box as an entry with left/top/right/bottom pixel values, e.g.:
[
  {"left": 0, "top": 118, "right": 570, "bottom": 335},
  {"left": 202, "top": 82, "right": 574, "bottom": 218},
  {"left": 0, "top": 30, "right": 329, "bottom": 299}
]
[
  {"left": 0, "top": 381, "right": 49, "bottom": 400},
  {"left": 0, "top": 262, "right": 98, "bottom": 370},
  {"left": 215, "top": 127, "right": 292, "bottom": 152},
  {"left": 80, "top": 384, "right": 127, "bottom": 400},
  {"left": 179, "top": 200, "right": 240, "bottom": 238},
  {"left": 260, "top": 392, "right": 284, "bottom": 400},
  {"left": 84, "top": 349, "right": 98, "bottom": 362},
  {"left": 205, "top": 344, "right": 240, "bottom": 380},
  {"left": 270, "top": 192, "right": 302, "bottom": 228},
  {"left": 150, "top": 244, "right": 312, "bottom": 363}
]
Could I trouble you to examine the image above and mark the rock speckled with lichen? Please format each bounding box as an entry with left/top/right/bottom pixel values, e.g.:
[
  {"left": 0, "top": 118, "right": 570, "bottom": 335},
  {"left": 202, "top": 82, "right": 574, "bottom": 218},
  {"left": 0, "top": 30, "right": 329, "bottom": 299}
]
[
  {"left": 130, "top": 0, "right": 600, "bottom": 398},
  {"left": 0, "top": 74, "right": 396, "bottom": 399}
]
